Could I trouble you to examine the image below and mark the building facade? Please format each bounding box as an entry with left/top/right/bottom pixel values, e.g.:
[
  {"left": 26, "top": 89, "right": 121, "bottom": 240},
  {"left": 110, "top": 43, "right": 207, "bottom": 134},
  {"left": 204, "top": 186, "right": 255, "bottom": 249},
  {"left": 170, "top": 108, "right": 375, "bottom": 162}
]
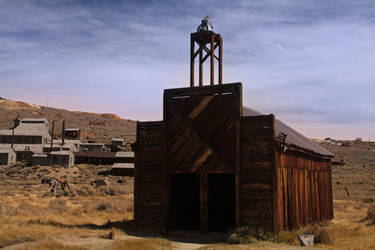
[{"left": 134, "top": 83, "right": 333, "bottom": 233}]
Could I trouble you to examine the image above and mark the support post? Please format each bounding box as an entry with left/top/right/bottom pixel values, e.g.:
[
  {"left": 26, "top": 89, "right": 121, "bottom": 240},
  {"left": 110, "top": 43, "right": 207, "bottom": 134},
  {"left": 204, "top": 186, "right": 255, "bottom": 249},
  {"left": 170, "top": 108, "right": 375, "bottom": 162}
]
[
  {"left": 199, "top": 48, "right": 203, "bottom": 86},
  {"left": 210, "top": 33, "right": 215, "bottom": 85},
  {"left": 219, "top": 37, "right": 223, "bottom": 85},
  {"left": 190, "top": 35, "right": 195, "bottom": 87}
]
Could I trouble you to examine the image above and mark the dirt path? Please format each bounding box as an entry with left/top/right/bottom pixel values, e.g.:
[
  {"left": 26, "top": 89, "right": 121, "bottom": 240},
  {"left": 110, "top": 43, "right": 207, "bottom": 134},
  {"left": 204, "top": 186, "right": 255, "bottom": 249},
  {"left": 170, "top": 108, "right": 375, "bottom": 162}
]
[{"left": 2, "top": 233, "right": 323, "bottom": 250}]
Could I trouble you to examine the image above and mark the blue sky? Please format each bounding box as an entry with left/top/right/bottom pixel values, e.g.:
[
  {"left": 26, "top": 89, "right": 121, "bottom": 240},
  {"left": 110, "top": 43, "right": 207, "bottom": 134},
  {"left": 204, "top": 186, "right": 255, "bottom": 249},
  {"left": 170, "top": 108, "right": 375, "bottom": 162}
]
[{"left": 0, "top": 0, "right": 374, "bottom": 139}]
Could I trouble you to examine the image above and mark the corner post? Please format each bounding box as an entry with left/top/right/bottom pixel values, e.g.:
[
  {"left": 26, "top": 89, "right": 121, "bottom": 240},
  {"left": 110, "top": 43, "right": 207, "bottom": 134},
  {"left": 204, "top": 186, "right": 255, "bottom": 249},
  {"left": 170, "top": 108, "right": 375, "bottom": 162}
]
[
  {"left": 199, "top": 48, "right": 203, "bottom": 86},
  {"left": 210, "top": 33, "right": 215, "bottom": 85},
  {"left": 218, "top": 37, "right": 223, "bottom": 85},
  {"left": 190, "top": 34, "right": 195, "bottom": 87}
]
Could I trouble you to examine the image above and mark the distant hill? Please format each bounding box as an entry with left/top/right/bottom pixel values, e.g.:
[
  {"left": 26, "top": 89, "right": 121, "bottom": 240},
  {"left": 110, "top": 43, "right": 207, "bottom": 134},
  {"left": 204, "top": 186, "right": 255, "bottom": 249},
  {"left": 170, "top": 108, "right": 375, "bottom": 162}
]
[{"left": 0, "top": 97, "right": 136, "bottom": 143}]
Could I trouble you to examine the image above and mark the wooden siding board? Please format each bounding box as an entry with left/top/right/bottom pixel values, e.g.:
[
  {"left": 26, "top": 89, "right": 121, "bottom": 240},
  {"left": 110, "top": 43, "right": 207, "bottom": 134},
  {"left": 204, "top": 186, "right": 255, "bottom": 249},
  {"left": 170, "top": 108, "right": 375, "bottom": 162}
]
[
  {"left": 277, "top": 151, "right": 332, "bottom": 230},
  {"left": 240, "top": 115, "right": 274, "bottom": 231},
  {"left": 135, "top": 121, "right": 164, "bottom": 231}
]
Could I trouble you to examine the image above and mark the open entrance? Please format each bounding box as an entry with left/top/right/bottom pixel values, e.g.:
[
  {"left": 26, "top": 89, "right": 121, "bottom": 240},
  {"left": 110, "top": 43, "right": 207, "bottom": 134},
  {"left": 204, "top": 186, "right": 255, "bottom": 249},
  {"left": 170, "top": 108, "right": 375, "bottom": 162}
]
[
  {"left": 208, "top": 174, "right": 236, "bottom": 231},
  {"left": 171, "top": 174, "right": 200, "bottom": 230}
]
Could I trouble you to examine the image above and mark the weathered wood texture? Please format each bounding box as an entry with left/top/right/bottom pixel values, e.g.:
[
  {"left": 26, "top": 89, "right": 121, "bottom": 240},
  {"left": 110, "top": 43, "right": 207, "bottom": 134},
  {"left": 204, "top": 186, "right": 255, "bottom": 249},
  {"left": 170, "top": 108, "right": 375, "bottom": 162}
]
[
  {"left": 134, "top": 82, "right": 333, "bottom": 234},
  {"left": 274, "top": 151, "right": 333, "bottom": 232},
  {"left": 164, "top": 83, "right": 242, "bottom": 173},
  {"left": 164, "top": 83, "right": 242, "bottom": 231},
  {"left": 190, "top": 31, "right": 223, "bottom": 86},
  {"left": 134, "top": 121, "right": 164, "bottom": 231},
  {"left": 240, "top": 115, "right": 275, "bottom": 231}
]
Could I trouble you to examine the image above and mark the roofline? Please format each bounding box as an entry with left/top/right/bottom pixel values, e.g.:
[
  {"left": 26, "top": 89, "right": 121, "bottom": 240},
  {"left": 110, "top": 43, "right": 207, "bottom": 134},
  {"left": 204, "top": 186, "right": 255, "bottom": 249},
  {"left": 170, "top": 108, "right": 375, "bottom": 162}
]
[{"left": 276, "top": 142, "right": 334, "bottom": 160}]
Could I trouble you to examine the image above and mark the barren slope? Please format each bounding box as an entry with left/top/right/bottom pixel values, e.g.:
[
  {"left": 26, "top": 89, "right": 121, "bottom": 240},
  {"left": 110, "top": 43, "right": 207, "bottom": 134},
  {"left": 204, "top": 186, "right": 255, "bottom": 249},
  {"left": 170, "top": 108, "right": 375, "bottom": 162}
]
[{"left": 0, "top": 97, "right": 136, "bottom": 143}]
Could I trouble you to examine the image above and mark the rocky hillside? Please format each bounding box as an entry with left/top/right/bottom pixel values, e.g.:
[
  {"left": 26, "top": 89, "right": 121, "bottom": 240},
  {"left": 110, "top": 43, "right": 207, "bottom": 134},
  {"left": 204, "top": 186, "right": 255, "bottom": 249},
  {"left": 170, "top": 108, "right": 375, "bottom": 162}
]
[{"left": 0, "top": 97, "right": 136, "bottom": 143}]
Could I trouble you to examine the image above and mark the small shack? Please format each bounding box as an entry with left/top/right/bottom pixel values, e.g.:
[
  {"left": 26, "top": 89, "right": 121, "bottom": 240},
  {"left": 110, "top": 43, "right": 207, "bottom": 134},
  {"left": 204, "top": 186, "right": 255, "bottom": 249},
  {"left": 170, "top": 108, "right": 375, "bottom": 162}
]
[
  {"left": 79, "top": 143, "right": 105, "bottom": 152},
  {"left": 112, "top": 163, "right": 134, "bottom": 176},
  {"left": 0, "top": 148, "right": 16, "bottom": 165},
  {"left": 74, "top": 151, "right": 116, "bottom": 165},
  {"left": 50, "top": 151, "right": 75, "bottom": 167},
  {"left": 116, "top": 151, "right": 134, "bottom": 163},
  {"left": 31, "top": 153, "right": 49, "bottom": 166},
  {"left": 111, "top": 138, "right": 124, "bottom": 147},
  {"left": 134, "top": 18, "right": 333, "bottom": 234},
  {"left": 64, "top": 128, "right": 80, "bottom": 140}
]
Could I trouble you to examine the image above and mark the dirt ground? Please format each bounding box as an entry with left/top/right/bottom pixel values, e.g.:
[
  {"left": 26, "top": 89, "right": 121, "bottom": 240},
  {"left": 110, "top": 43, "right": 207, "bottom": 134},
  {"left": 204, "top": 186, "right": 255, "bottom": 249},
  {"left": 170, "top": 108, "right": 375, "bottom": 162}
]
[{"left": 1, "top": 142, "right": 375, "bottom": 250}]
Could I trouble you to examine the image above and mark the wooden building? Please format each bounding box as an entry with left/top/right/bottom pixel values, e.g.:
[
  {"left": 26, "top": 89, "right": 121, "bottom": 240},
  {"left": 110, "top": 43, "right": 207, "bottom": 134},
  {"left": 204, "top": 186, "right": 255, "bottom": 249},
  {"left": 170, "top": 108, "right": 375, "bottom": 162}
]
[
  {"left": 51, "top": 151, "right": 75, "bottom": 167},
  {"left": 0, "top": 148, "right": 16, "bottom": 165},
  {"left": 134, "top": 19, "right": 333, "bottom": 234}
]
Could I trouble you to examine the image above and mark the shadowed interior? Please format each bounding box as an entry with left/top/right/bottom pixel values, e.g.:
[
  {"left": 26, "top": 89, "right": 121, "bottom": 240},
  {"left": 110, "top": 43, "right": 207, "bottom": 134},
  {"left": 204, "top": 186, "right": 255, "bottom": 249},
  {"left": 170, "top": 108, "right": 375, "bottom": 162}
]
[{"left": 171, "top": 174, "right": 200, "bottom": 230}]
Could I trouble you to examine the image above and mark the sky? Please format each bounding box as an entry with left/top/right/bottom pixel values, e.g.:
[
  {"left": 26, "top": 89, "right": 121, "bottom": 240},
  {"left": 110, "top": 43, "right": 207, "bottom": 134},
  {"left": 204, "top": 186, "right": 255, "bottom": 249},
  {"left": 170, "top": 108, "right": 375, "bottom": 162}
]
[{"left": 0, "top": 0, "right": 374, "bottom": 140}]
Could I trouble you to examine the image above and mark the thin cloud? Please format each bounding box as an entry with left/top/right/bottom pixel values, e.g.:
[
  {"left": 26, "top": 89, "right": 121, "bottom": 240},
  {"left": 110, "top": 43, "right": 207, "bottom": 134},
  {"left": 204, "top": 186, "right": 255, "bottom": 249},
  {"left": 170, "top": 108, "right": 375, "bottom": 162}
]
[{"left": 0, "top": 0, "right": 374, "bottom": 139}]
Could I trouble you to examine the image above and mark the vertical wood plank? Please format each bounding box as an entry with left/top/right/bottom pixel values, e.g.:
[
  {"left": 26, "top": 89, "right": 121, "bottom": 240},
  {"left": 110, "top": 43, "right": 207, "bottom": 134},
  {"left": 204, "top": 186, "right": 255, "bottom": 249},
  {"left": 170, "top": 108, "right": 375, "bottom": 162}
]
[
  {"left": 190, "top": 35, "right": 195, "bottom": 87},
  {"left": 199, "top": 49, "right": 203, "bottom": 86},
  {"left": 210, "top": 33, "right": 215, "bottom": 85},
  {"left": 218, "top": 37, "right": 223, "bottom": 85}
]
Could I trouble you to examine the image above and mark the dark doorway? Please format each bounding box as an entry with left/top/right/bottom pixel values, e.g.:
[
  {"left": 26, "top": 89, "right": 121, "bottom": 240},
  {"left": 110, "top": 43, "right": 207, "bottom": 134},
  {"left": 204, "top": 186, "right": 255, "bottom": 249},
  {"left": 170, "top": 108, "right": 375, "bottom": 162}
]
[
  {"left": 171, "top": 174, "right": 200, "bottom": 230},
  {"left": 208, "top": 174, "right": 236, "bottom": 231}
]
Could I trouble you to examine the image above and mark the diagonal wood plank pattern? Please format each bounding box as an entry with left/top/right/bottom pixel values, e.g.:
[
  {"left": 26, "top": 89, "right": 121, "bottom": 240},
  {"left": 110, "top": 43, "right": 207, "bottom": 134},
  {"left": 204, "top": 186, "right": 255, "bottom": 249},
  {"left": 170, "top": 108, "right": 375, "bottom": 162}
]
[{"left": 165, "top": 83, "right": 241, "bottom": 173}]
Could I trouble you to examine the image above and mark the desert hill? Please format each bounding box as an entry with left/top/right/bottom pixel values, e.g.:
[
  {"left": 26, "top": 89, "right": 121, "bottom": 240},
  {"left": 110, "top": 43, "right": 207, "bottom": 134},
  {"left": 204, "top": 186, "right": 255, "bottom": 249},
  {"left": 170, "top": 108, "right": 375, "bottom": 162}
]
[
  {"left": 0, "top": 97, "right": 136, "bottom": 143},
  {"left": 319, "top": 141, "right": 375, "bottom": 200}
]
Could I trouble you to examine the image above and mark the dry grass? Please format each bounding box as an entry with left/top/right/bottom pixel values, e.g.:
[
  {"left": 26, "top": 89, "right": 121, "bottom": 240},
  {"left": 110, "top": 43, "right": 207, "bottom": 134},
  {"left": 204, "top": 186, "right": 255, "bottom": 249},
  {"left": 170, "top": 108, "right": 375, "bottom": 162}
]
[
  {"left": 16, "top": 239, "right": 87, "bottom": 250},
  {"left": 1, "top": 142, "right": 375, "bottom": 249},
  {"left": 112, "top": 238, "right": 173, "bottom": 250},
  {"left": 0, "top": 180, "right": 133, "bottom": 248}
]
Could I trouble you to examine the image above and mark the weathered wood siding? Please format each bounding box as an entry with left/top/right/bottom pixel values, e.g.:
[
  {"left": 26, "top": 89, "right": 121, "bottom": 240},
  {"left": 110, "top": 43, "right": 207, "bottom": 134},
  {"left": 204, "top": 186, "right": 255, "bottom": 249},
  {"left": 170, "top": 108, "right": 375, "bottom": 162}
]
[
  {"left": 275, "top": 152, "right": 333, "bottom": 232},
  {"left": 240, "top": 115, "right": 275, "bottom": 231},
  {"left": 164, "top": 83, "right": 242, "bottom": 174},
  {"left": 134, "top": 121, "right": 164, "bottom": 231}
]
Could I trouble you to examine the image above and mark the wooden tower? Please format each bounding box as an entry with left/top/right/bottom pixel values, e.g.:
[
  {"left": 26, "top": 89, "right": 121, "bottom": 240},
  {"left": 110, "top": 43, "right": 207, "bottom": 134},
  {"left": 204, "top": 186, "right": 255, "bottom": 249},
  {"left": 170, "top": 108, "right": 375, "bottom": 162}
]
[{"left": 190, "top": 16, "right": 223, "bottom": 87}]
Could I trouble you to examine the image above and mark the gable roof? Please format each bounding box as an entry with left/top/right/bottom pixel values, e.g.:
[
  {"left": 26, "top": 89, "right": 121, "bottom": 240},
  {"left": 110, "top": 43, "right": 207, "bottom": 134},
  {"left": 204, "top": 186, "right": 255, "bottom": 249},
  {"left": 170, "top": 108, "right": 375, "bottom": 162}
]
[{"left": 243, "top": 107, "right": 333, "bottom": 157}]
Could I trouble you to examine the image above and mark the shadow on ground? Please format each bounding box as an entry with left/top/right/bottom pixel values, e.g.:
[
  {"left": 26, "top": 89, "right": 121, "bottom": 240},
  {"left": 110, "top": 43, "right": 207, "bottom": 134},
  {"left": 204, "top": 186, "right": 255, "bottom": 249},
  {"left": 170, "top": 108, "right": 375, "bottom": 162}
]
[{"left": 26, "top": 219, "right": 228, "bottom": 244}]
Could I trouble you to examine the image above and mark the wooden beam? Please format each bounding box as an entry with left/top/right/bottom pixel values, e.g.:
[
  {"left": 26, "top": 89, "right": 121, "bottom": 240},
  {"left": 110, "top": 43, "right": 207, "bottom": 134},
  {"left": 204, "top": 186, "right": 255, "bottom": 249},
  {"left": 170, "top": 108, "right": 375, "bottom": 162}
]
[
  {"left": 202, "top": 43, "right": 219, "bottom": 63},
  {"left": 193, "top": 43, "right": 206, "bottom": 59},
  {"left": 219, "top": 37, "right": 223, "bottom": 85},
  {"left": 190, "top": 35, "right": 195, "bottom": 87},
  {"left": 210, "top": 33, "right": 215, "bottom": 85},
  {"left": 235, "top": 118, "right": 241, "bottom": 226},
  {"left": 171, "top": 100, "right": 234, "bottom": 169},
  {"left": 162, "top": 121, "right": 168, "bottom": 234},
  {"left": 199, "top": 48, "right": 203, "bottom": 86}
]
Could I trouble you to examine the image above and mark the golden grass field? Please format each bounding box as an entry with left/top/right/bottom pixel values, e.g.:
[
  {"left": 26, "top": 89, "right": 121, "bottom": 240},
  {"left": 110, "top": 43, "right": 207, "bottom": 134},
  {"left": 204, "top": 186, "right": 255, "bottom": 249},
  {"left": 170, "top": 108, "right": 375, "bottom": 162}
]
[{"left": 1, "top": 142, "right": 375, "bottom": 249}]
